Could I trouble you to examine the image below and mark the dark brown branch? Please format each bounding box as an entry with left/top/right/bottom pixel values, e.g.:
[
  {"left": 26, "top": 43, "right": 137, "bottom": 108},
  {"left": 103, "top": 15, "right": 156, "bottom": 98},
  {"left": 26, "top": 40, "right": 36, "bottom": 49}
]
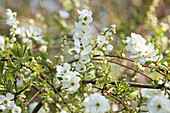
[
  {"left": 92, "top": 58, "right": 153, "bottom": 81},
  {"left": 93, "top": 54, "right": 165, "bottom": 76},
  {"left": 105, "top": 90, "right": 133, "bottom": 113}
]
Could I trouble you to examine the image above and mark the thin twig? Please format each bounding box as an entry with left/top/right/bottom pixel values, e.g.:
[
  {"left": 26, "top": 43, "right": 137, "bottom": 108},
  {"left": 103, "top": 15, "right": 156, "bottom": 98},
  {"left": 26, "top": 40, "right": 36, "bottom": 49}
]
[
  {"left": 21, "top": 89, "right": 43, "bottom": 112},
  {"left": 92, "top": 58, "right": 153, "bottom": 81}
]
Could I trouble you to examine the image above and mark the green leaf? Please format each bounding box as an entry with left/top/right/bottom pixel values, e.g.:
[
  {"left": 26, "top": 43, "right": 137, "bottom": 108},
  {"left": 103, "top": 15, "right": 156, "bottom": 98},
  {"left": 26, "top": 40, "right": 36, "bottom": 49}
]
[
  {"left": 87, "top": 67, "right": 95, "bottom": 73},
  {"left": 158, "top": 58, "right": 170, "bottom": 64},
  {"left": 114, "top": 78, "right": 119, "bottom": 88},
  {"left": 27, "top": 48, "right": 33, "bottom": 56},
  {"left": 7, "top": 79, "right": 13, "bottom": 92},
  {"left": 0, "top": 61, "right": 5, "bottom": 74},
  {"left": 0, "top": 90, "right": 9, "bottom": 94},
  {"left": 21, "top": 45, "right": 28, "bottom": 57},
  {"left": 6, "top": 60, "right": 15, "bottom": 69},
  {"left": 10, "top": 42, "right": 27, "bottom": 57}
]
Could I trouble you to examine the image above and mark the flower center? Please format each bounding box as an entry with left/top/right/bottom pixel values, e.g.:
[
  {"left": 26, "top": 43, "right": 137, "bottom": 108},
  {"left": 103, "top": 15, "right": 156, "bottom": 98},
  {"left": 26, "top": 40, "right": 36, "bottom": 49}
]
[
  {"left": 96, "top": 102, "right": 100, "bottom": 107},
  {"left": 65, "top": 78, "right": 68, "bottom": 80},
  {"left": 80, "top": 67, "right": 84, "bottom": 71},
  {"left": 71, "top": 82, "right": 75, "bottom": 86},
  {"left": 83, "top": 16, "right": 87, "bottom": 21},
  {"left": 82, "top": 31, "right": 85, "bottom": 34},
  {"left": 64, "top": 70, "right": 67, "bottom": 74},
  {"left": 157, "top": 104, "right": 162, "bottom": 109},
  {"left": 80, "top": 46, "right": 84, "bottom": 51},
  {"left": 4, "top": 99, "right": 8, "bottom": 104},
  {"left": 31, "top": 33, "right": 35, "bottom": 37}
]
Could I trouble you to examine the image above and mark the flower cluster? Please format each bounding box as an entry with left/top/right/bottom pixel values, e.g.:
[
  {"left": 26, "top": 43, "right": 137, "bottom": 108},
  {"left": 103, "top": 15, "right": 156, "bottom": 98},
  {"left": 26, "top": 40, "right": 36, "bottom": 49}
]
[
  {"left": 140, "top": 88, "right": 170, "bottom": 113},
  {"left": 96, "top": 25, "right": 115, "bottom": 52},
  {"left": 16, "top": 27, "right": 32, "bottom": 44},
  {"left": 54, "top": 63, "right": 81, "bottom": 94},
  {"left": 0, "top": 93, "right": 21, "bottom": 113},
  {"left": 73, "top": 10, "right": 93, "bottom": 67},
  {"left": 82, "top": 93, "right": 110, "bottom": 113},
  {"left": 123, "top": 33, "right": 160, "bottom": 64},
  {"left": 6, "top": 9, "right": 19, "bottom": 39},
  {"left": 97, "top": 34, "right": 114, "bottom": 52},
  {"left": 6, "top": 9, "right": 18, "bottom": 26}
]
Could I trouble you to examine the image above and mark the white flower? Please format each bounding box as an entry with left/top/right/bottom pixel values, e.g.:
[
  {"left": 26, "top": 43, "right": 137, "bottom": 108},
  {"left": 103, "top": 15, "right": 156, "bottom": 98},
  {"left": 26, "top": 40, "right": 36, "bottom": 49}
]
[
  {"left": 164, "top": 81, "right": 170, "bottom": 88},
  {"left": 123, "top": 33, "right": 147, "bottom": 58},
  {"left": 12, "top": 105, "right": 21, "bottom": 113},
  {"left": 62, "top": 71, "right": 81, "bottom": 94},
  {"left": 60, "top": 110, "right": 67, "bottom": 113},
  {"left": 79, "top": 55, "right": 91, "bottom": 64},
  {"left": 141, "top": 89, "right": 162, "bottom": 99},
  {"left": 6, "top": 9, "right": 17, "bottom": 26},
  {"left": 144, "top": 43, "right": 159, "bottom": 62},
  {"left": 77, "top": 9, "right": 93, "bottom": 25},
  {"left": 53, "top": 77, "right": 61, "bottom": 86},
  {"left": 75, "top": 38, "right": 92, "bottom": 56},
  {"left": 0, "top": 35, "right": 5, "bottom": 51},
  {"left": 106, "top": 44, "right": 113, "bottom": 51},
  {"left": 158, "top": 80, "right": 164, "bottom": 85},
  {"left": 97, "top": 35, "right": 108, "bottom": 47},
  {"left": 73, "top": 33, "right": 83, "bottom": 41},
  {"left": 16, "top": 78, "right": 23, "bottom": 87},
  {"left": 123, "top": 33, "right": 160, "bottom": 64},
  {"left": 59, "top": 10, "right": 70, "bottom": 19},
  {"left": 76, "top": 63, "right": 86, "bottom": 72},
  {"left": 85, "top": 83, "right": 92, "bottom": 91},
  {"left": 15, "top": 27, "right": 26, "bottom": 36},
  {"left": 56, "top": 63, "right": 71, "bottom": 77},
  {"left": 39, "top": 45, "right": 47, "bottom": 52},
  {"left": 82, "top": 93, "right": 110, "bottom": 113},
  {"left": 136, "top": 63, "right": 145, "bottom": 71},
  {"left": 26, "top": 25, "right": 42, "bottom": 41},
  {"left": 74, "top": 21, "right": 92, "bottom": 36},
  {"left": 147, "top": 95, "right": 170, "bottom": 113},
  {"left": 0, "top": 93, "right": 15, "bottom": 109}
]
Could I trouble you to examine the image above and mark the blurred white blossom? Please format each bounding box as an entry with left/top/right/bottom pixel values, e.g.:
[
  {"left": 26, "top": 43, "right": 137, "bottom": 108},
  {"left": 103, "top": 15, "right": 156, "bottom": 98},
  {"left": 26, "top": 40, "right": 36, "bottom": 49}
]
[{"left": 26, "top": 25, "right": 42, "bottom": 41}]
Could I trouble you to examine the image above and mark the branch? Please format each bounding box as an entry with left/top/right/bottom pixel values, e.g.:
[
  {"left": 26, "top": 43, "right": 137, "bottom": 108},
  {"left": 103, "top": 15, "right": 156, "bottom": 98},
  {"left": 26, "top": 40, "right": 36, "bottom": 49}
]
[
  {"left": 92, "top": 58, "right": 153, "bottom": 81},
  {"left": 92, "top": 85, "right": 132, "bottom": 113},
  {"left": 93, "top": 54, "right": 165, "bottom": 76},
  {"left": 21, "top": 88, "right": 43, "bottom": 112}
]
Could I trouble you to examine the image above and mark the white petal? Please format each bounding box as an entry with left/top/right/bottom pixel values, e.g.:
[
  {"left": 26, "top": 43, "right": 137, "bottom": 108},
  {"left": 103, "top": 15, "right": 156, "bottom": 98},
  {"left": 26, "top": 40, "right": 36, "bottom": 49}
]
[
  {"left": 34, "top": 28, "right": 42, "bottom": 35},
  {"left": 0, "top": 105, "right": 6, "bottom": 111},
  {"left": 81, "top": 38, "right": 89, "bottom": 47},
  {"left": 33, "top": 36, "right": 42, "bottom": 41},
  {"left": 26, "top": 29, "right": 31, "bottom": 37},
  {"left": 29, "top": 25, "right": 34, "bottom": 33},
  {"left": 6, "top": 93, "right": 14, "bottom": 100},
  {"left": 0, "top": 95, "right": 5, "bottom": 104}
]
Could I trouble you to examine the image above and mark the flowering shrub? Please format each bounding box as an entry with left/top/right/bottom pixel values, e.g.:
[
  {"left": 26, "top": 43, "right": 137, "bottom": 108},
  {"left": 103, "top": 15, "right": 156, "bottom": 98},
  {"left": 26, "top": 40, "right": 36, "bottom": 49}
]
[{"left": 0, "top": 2, "right": 169, "bottom": 113}]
